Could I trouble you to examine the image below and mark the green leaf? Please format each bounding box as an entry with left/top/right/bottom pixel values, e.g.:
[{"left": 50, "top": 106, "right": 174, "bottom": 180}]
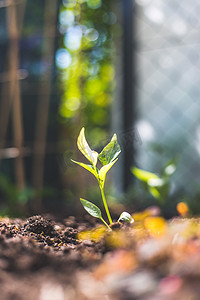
[
  {"left": 149, "top": 186, "right": 161, "bottom": 200},
  {"left": 147, "top": 178, "right": 165, "bottom": 201},
  {"left": 148, "top": 181, "right": 169, "bottom": 203},
  {"left": 148, "top": 178, "right": 165, "bottom": 187},
  {"left": 80, "top": 198, "right": 102, "bottom": 219},
  {"left": 99, "top": 158, "right": 118, "bottom": 186},
  {"left": 77, "top": 127, "right": 98, "bottom": 167},
  {"left": 71, "top": 160, "right": 98, "bottom": 178},
  {"left": 132, "top": 167, "right": 159, "bottom": 183},
  {"left": 118, "top": 212, "right": 134, "bottom": 224},
  {"left": 163, "top": 160, "right": 176, "bottom": 177},
  {"left": 98, "top": 133, "right": 121, "bottom": 166}
]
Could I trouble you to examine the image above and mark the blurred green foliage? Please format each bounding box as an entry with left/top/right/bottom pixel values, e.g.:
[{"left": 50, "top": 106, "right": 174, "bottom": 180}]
[
  {"left": 0, "top": 174, "right": 35, "bottom": 217},
  {"left": 57, "top": 0, "right": 118, "bottom": 141},
  {"left": 132, "top": 159, "right": 177, "bottom": 205}
]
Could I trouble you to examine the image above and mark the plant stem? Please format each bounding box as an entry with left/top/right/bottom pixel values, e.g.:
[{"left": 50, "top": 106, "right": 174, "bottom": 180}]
[
  {"left": 100, "top": 186, "right": 112, "bottom": 224},
  {"left": 100, "top": 217, "right": 111, "bottom": 230}
]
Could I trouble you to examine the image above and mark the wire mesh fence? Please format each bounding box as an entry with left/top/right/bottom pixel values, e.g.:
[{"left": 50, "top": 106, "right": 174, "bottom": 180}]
[{"left": 133, "top": 0, "right": 200, "bottom": 199}]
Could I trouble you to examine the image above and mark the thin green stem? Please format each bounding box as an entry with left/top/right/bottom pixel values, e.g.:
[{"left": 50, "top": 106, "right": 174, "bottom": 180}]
[
  {"left": 100, "top": 186, "right": 112, "bottom": 224},
  {"left": 100, "top": 217, "right": 111, "bottom": 231}
]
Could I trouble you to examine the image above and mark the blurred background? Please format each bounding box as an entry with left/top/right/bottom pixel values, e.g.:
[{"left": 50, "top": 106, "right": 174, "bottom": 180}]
[{"left": 0, "top": 0, "right": 200, "bottom": 217}]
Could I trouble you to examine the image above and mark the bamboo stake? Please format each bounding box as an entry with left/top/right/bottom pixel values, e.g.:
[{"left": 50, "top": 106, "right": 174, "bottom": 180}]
[
  {"left": 0, "top": 0, "right": 26, "bottom": 189},
  {"left": 7, "top": 1, "right": 25, "bottom": 189},
  {"left": 0, "top": 0, "right": 26, "bottom": 165},
  {"left": 12, "top": 77, "right": 25, "bottom": 189},
  {"left": 32, "top": 0, "right": 58, "bottom": 208}
]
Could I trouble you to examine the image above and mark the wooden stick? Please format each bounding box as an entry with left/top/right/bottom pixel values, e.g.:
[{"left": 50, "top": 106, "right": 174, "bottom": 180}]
[
  {"left": 12, "top": 77, "right": 25, "bottom": 189},
  {"left": 7, "top": 0, "right": 26, "bottom": 189},
  {"left": 0, "top": 0, "right": 27, "bottom": 190}
]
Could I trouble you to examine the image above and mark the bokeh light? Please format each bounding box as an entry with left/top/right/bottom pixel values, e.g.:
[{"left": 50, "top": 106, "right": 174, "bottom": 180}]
[
  {"left": 59, "top": 10, "right": 75, "bottom": 26},
  {"left": 87, "top": 0, "right": 102, "bottom": 9},
  {"left": 64, "top": 26, "right": 83, "bottom": 51},
  {"left": 56, "top": 49, "right": 72, "bottom": 69}
]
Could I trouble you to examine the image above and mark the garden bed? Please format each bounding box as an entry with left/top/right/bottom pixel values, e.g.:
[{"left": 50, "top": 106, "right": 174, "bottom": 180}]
[{"left": 0, "top": 214, "right": 200, "bottom": 300}]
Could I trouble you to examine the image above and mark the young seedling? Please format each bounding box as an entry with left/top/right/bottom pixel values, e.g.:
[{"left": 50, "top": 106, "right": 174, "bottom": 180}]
[
  {"left": 72, "top": 127, "right": 133, "bottom": 229},
  {"left": 131, "top": 159, "right": 177, "bottom": 204},
  {"left": 118, "top": 212, "right": 134, "bottom": 224}
]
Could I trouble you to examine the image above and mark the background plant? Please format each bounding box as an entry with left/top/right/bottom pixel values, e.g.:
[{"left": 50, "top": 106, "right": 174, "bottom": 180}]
[{"left": 132, "top": 159, "right": 177, "bottom": 205}]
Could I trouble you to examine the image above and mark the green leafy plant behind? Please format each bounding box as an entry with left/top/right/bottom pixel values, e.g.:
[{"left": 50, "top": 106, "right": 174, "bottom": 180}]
[
  {"left": 131, "top": 159, "right": 177, "bottom": 204},
  {"left": 72, "top": 127, "right": 134, "bottom": 229}
]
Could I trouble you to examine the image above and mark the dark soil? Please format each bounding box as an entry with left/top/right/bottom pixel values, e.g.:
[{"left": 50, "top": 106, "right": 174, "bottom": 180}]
[
  {"left": 0, "top": 214, "right": 111, "bottom": 300},
  {"left": 1, "top": 215, "right": 200, "bottom": 300}
]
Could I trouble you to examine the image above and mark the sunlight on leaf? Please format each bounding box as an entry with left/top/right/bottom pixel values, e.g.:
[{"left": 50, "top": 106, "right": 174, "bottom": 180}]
[
  {"left": 99, "top": 158, "right": 118, "bottom": 186},
  {"left": 98, "top": 133, "right": 121, "bottom": 166},
  {"left": 148, "top": 178, "right": 165, "bottom": 187},
  {"left": 71, "top": 160, "right": 97, "bottom": 177},
  {"left": 132, "top": 167, "right": 159, "bottom": 182},
  {"left": 77, "top": 127, "right": 98, "bottom": 166}
]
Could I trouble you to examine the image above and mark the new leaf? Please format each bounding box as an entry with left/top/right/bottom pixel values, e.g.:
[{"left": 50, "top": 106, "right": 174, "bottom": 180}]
[
  {"left": 99, "top": 158, "right": 118, "bottom": 187},
  {"left": 98, "top": 134, "right": 121, "bottom": 166},
  {"left": 71, "top": 160, "right": 98, "bottom": 178},
  {"left": 77, "top": 127, "right": 98, "bottom": 167}
]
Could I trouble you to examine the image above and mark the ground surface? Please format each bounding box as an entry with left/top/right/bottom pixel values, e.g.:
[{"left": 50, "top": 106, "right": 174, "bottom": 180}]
[{"left": 1, "top": 214, "right": 200, "bottom": 300}]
